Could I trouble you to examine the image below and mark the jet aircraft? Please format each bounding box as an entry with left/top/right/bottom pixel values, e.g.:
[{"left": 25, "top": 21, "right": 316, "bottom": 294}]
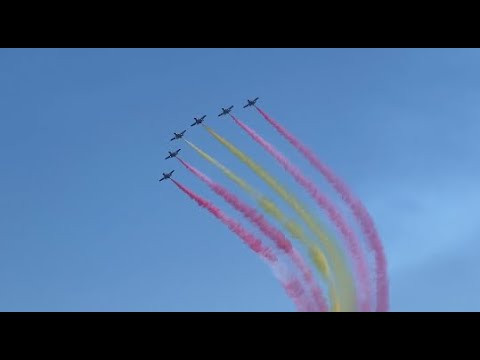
[
  {"left": 218, "top": 106, "right": 234, "bottom": 117},
  {"left": 159, "top": 170, "right": 174, "bottom": 181},
  {"left": 243, "top": 97, "right": 259, "bottom": 108},
  {"left": 170, "top": 130, "right": 186, "bottom": 141},
  {"left": 191, "top": 115, "right": 206, "bottom": 126},
  {"left": 165, "top": 149, "right": 181, "bottom": 160}
]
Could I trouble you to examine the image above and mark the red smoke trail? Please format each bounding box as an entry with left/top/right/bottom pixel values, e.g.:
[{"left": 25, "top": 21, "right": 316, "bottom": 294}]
[
  {"left": 290, "top": 248, "right": 328, "bottom": 312},
  {"left": 231, "top": 114, "right": 371, "bottom": 312},
  {"left": 176, "top": 159, "right": 327, "bottom": 312},
  {"left": 171, "top": 178, "right": 314, "bottom": 311},
  {"left": 255, "top": 106, "right": 388, "bottom": 311}
]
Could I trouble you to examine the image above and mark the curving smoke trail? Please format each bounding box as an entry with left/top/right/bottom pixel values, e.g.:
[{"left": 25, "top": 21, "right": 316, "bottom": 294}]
[
  {"left": 177, "top": 157, "right": 327, "bottom": 311},
  {"left": 171, "top": 178, "right": 313, "bottom": 311},
  {"left": 231, "top": 114, "right": 371, "bottom": 312},
  {"left": 203, "top": 124, "right": 357, "bottom": 312},
  {"left": 184, "top": 138, "right": 341, "bottom": 311},
  {"left": 255, "top": 106, "right": 388, "bottom": 312}
]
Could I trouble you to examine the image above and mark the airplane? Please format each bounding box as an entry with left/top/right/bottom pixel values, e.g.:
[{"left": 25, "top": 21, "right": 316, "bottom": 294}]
[
  {"left": 218, "top": 105, "right": 234, "bottom": 117},
  {"left": 165, "top": 149, "right": 181, "bottom": 160},
  {"left": 170, "top": 130, "right": 186, "bottom": 141},
  {"left": 243, "top": 97, "right": 259, "bottom": 108},
  {"left": 191, "top": 115, "right": 206, "bottom": 126},
  {"left": 159, "top": 170, "right": 174, "bottom": 181}
]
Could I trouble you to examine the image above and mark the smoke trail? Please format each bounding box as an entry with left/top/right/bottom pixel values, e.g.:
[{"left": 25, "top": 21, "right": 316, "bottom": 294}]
[
  {"left": 203, "top": 124, "right": 357, "bottom": 312},
  {"left": 171, "top": 178, "right": 312, "bottom": 311},
  {"left": 255, "top": 106, "right": 389, "bottom": 312},
  {"left": 231, "top": 114, "right": 372, "bottom": 312},
  {"left": 184, "top": 139, "right": 259, "bottom": 197},
  {"left": 290, "top": 248, "right": 329, "bottom": 312},
  {"left": 177, "top": 157, "right": 327, "bottom": 311},
  {"left": 184, "top": 139, "right": 341, "bottom": 311}
]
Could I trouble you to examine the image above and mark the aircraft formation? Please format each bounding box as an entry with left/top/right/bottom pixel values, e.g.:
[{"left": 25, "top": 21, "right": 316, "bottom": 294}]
[
  {"left": 159, "top": 97, "right": 259, "bottom": 182},
  {"left": 158, "top": 96, "right": 388, "bottom": 312}
]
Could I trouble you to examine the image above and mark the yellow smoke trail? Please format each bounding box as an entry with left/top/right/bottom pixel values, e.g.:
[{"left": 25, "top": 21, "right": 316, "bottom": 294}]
[
  {"left": 202, "top": 126, "right": 356, "bottom": 312},
  {"left": 185, "top": 138, "right": 341, "bottom": 311}
]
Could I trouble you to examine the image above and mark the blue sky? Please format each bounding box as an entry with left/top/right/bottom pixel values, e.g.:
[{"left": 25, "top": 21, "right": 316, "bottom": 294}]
[{"left": 0, "top": 49, "right": 479, "bottom": 311}]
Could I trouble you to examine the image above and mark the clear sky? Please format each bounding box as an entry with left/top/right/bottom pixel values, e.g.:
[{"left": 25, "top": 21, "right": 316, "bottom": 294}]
[{"left": 1, "top": 48, "right": 479, "bottom": 311}]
